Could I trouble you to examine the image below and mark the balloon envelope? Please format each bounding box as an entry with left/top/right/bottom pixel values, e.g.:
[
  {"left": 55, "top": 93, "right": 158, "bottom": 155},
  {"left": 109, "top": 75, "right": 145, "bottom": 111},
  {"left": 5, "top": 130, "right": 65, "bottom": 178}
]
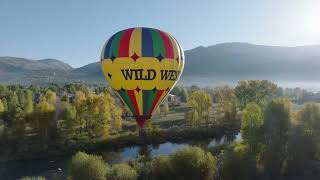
[{"left": 101, "top": 27, "right": 184, "bottom": 128}]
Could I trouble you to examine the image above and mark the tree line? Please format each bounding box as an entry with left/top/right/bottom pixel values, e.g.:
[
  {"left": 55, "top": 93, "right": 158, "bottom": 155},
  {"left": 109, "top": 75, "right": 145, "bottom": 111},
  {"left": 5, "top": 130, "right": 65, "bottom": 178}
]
[{"left": 0, "top": 84, "right": 123, "bottom": 151}]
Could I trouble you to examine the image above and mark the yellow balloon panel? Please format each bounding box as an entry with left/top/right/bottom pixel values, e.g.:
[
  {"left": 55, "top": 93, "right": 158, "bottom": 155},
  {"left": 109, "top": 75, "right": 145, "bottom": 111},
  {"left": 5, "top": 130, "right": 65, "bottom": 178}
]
[{"left": 101, "top": 57, "right": 183, "bottom": 90}]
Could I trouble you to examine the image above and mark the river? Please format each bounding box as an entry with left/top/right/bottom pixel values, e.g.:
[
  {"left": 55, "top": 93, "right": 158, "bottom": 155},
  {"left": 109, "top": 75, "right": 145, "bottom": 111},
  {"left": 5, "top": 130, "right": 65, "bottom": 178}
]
[{"left": 1, "top": 133, "right": 241, "bottom": 180}]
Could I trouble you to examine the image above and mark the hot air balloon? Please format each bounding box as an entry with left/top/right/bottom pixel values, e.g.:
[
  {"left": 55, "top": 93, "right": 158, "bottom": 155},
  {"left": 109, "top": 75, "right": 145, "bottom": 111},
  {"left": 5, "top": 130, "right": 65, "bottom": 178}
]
[{"left": 101, "top": 27, "right": 184, "bottom": 128}]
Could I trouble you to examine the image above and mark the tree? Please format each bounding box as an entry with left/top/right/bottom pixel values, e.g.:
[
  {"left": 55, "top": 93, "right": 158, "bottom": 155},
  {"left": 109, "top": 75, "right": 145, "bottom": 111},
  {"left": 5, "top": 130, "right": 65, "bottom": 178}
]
[
  {"left": 187, "top": 90, "right": 212, "bottom": 126},
  {"left": 1, "top": 98, "right": 8, "bottom": 112},
  {"left": 296, "top": 103, "right": 320, "bottom": 137},
  {"left": 189, "top": 85, "right": 200, "bottom": 93},
  {"left": 74, "top": 91, "right": 87, "bottom": 136},
  {"left": 0, "top": 85, "right": 9, "bottom": 98},
  {"left": 11, "top": 106, "right": 26, "bottom": 139},
  {"left": 114, "top": 108, "right": 123, "bottom": 130},
  {"left": 164, "top": 98, "right": 169, "bottom": 116},
  {"left": 102, "top": 92, "right": 123, "bottom": 131},
  {"left": 207, "top": 85, "right": 234, "bottom": 103},
  {"left": 171, "top": 86, "right": 188, "bottom": 102},
  {"left": 60, "top": 102, "right": 77, "bottom": 140},
  {"left": 74, "top": 91, "right": 122, "bottom": 138},
  {"left": 179, "top": 87, "right": 188, "bottom": 103},
  {"left": 23, "top": 89, "right": 33, "bottom": 114},
  {"left": 28, "top": 85, "right": 40, "bottom": 93},
  {"left": 219, "top": 143, "right": 257, "bottom": 180},
  {"left": 20, "top": 177, "right": 46, "bottom": 180},
  {"left": 128, "top": 157, "right": 152, "bottom": 180},
  {"left": 107, "top": 163, "right": 138, "bottom": 180},
  {"left": 65, "top": 84, "right": 77, "bottom": 94},
  {"left": 4, "top": 91, "right": 27, "bottom": 140},
  {"left": 260, "top": 98, "right": 291, "bottom": 179},
  {"left": 33, "top": 91, "right": 56, "bottom": 145},
  {"left": 5, "top": 89, "right": 33, "bottom": 139},
  {"left": 241, "top": 103, "right": 263, "bottom": 152},
  {"left": 0, "top": 99, "right": 4, "bottom": 113},
  {"left": 170, "top": 86, "right": 180, "bottom": 96},
  {"left": 16, "top": 89, "right": 33, "bottom": 119},
  {"left": 44, "top": 90, "right": 57, "bottom": 104},
  {"left": 169, "top": 146, "right": 217, "bottom": 180},
  {"left": 69, "top": 151, "right": 109, "bottom": 180},
  {"left": 285, "top": 103, "right": 320, "bottom": 179},
  {"left": 184, "top": 110, "right": 198, "bottom": 125},
  {"left": 235, "top": 80, "right": 278, "bottom": 110},
  {"left": 152, "top": 156, "right": 173, "bottom": 180},
  {"left": 5, "top": 91, "right": 19, "bottom": 122},
  {"left": 286, "top": 125, "right": 318, "bottom": 179},
  {"left": 156, "top": 106, "right": 161, "bottom": 117},
  {"left": 206, "top": 86, "right": 238, "bottom": 127}
]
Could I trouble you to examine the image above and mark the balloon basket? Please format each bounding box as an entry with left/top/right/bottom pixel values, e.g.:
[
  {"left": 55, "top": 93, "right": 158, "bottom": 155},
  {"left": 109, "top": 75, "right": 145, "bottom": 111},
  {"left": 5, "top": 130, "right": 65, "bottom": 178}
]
[
  {"left": 135, "top": 116, "right": 149, "bottom": 137},
  {"left": 138, "top": 128, "right": 147, "bottom": 137}
]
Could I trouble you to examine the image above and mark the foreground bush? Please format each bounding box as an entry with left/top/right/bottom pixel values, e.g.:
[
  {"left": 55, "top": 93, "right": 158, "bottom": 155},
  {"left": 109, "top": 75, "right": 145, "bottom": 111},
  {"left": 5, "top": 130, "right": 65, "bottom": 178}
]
[
  {"left": 128, "top": 157, "right": 152, "bottom": 180},
  {"left": 219, "top": 143, "right": 257, "bottom": 180},
  {"left": 151, "top": 155, "right": 172, "bottom": 180},
  {"left": 69, "top": 151, "right": 109, "bottom": 180},
  {"left": 107, "top": 163, "right": 138, "bottom": 180},
  {"left": 171, "top": 146, "right": 217, "bottom": 180},
  {"left": 153, "top": 146, "right": 218, "bottom": 180},
  {"left": 68, "top": 147, "right": 217, "bottom": 180},
  {"left": 20, "top": 177, "right": 46, "bottom": 180}
]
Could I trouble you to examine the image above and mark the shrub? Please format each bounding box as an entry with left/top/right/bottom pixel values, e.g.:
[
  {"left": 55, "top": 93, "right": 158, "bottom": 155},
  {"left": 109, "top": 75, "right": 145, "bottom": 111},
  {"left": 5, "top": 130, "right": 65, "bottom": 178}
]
[
  {"left": 20, "top": 177, "right": 46, "bottom": 180},
  {"left": 69, "top": 151, "right": 109, "bottom": 180},
  {"left": 169, "top": 146, "right": 217, "bottom": 180},
  {"left": 219, "top": 143, "right": 257, "bottom": 180},
  {"left": 151, "top": 155, "right": 172, "bottom": 180},
  {"left": 128, "top": 158, "right": 152, "bottom": 180},
  {"left": 107, "top": 163, "right": 138, "bottom": 180}
]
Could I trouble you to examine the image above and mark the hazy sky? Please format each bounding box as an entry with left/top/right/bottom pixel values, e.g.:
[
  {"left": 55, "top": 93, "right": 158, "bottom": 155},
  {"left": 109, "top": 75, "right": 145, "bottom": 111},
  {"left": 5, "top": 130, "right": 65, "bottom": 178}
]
[{"left": 1, "top": 0, "right": 319, "bottom": 67}]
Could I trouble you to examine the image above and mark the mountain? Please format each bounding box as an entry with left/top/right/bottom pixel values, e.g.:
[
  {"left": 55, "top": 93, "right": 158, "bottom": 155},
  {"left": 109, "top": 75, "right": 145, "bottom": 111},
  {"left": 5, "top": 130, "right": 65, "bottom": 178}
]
[
  {"left": 70, "top": 62, "right": 105, "bottom": 84},
  {"left": 0, "top": 56, "right": 106, "bottom": 85},
  {"left": 184, "top": 43, "right": 320, "bottom": 78},
  {"left": 181, "top": 43, "right": 320, "bottom": 86},
  {"left": 37, "top": 58, "right": 73, "bottom": 71},
  {"left": 1, "top": 43, "right": 320, "bottom": 86},
  {"left": 0, "top": 56, "right": 75, "bottom": 85},
  {"left": 0, "top": 56, "right": 72, "bottom": 72}
]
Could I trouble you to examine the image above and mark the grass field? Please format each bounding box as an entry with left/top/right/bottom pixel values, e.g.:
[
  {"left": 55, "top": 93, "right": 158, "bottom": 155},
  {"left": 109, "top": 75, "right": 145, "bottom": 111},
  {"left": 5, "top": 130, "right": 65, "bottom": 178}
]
[{"left": 122, "top": 104, "right": 191, "bottom": 129}]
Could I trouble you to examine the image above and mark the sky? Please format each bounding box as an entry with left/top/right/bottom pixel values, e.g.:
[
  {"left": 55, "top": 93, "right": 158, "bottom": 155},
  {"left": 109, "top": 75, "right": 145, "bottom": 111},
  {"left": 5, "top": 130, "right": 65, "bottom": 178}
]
[{"left": 1, "top": 0, "right": 320, "bottom": 67}]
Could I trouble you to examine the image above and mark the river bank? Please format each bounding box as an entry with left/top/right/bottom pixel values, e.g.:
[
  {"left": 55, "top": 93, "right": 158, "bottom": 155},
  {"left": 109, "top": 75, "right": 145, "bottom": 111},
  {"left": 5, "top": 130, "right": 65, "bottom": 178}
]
[
  {"left": 1, "top": 129, "right": 240, "bottom": 180},
  {"left": 1, "top": 123, "right": 239, "bottom": 163}
]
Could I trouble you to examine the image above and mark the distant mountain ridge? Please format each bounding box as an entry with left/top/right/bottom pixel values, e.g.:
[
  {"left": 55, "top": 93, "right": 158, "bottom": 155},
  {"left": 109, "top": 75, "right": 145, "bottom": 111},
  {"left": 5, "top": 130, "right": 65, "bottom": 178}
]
[
  {"left": 0, "top": 56, "right": 72, "bottom": 72},
  {"left": 1, "top": 43, "right": 320, "bottom": 85},
  {"left": 37, "top": 58, "right": 73, "bottom": 71},
  {"left": 184, "top": 43, "right": 320, "bottom": 77}
]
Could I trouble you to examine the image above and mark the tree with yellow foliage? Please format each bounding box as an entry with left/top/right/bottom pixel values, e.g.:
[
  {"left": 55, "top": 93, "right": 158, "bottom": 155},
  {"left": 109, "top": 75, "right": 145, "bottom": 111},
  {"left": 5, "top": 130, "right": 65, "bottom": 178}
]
[
  {"left": 33, "top": 90, "right": 56, "bottom": 146},
  {"left": 74, "top": 91, "right": 122, "bottom": 139},
  {"left": 187, "top": 90, "right": 212, "bottom": 127},
  {"left": 0, "top": 99, "right": 4, "bottom": 113}
]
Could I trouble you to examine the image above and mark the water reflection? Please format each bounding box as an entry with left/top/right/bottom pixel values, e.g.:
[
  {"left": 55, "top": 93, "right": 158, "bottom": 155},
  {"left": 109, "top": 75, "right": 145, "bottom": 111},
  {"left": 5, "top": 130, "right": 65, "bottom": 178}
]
[{"left": 98, "top": 133, "right": 241, "bottom": 164}]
